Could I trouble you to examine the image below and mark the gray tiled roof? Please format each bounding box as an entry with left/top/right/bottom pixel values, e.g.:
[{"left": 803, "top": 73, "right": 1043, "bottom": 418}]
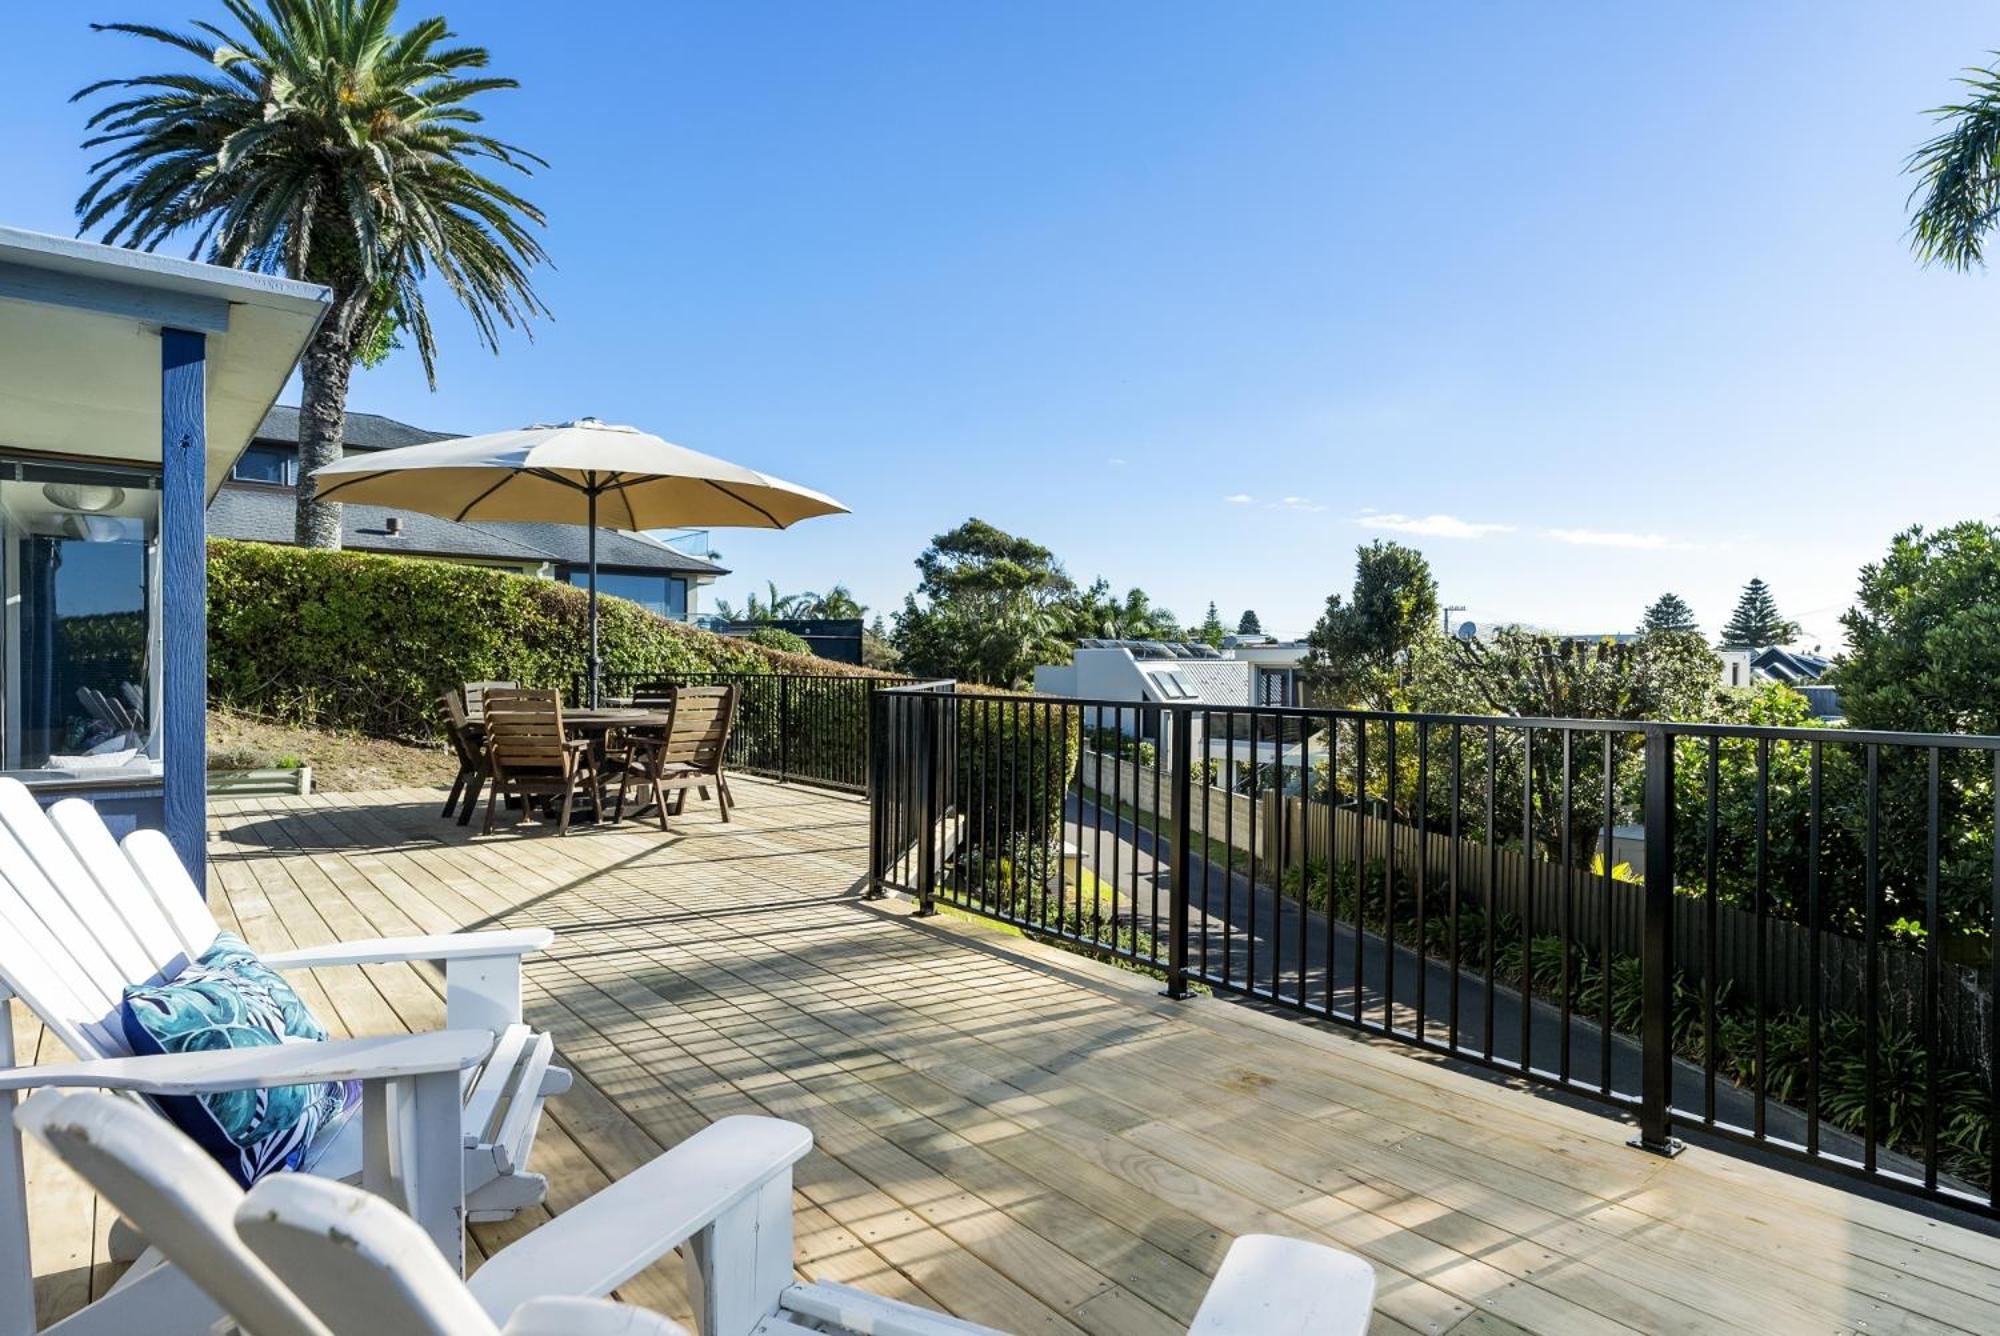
[
  {"left": 256, "top": 404, "right": 455, "bottom": 452},
  {"left": 233, "top": 406, "right": 727, "bottom": 576}
]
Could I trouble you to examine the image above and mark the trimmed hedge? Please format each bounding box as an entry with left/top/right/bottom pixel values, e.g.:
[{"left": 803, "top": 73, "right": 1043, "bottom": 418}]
[{"left": 207, "top": 538, "right": 883, "bottom": 741}]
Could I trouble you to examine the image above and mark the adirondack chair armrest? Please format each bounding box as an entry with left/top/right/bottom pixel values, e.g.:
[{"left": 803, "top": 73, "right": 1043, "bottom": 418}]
[
  {"left": 0, "top": 1030, "right": 495, "bottom": 1094},
  {"left": 260, "top": 928, "right": 554, "bottom": 970},
  {"left": 466, "top": 1114, "right": 812, "bottom": 1325},
  {"left": 1186, "top": 1234, "right": 1376, "bottom": 1336},
  {"left": 262, "top": 929, "right": 554, "bottom": 1033}
]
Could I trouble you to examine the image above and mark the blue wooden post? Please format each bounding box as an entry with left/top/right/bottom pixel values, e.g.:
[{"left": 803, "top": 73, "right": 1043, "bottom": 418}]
[{"left": 160, "top": 328, "right": 207, "bottom": 888}]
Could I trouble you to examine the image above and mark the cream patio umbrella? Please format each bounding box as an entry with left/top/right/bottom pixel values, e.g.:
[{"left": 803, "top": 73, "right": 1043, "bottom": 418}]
[{"left": 309, "top": 417, "right": 848, "bottom": 704}]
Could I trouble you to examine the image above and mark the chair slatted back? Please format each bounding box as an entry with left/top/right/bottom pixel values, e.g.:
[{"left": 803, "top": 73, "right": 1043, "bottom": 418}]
[
  {"left": 482, "top": 689, "right": 572, "bottom": 774},
  {"left": 0, "top": 778, "right": 218, "bottom": 1058},
  {"left": 628, "top": 680, "right": 677, "bottom": 708},
  {"left": 238, "top": 1171, "right": 504, "bottom": 1336},
  {"left": 439, "top": 693, "right": 481, "bottom": 768},
  {"left": 659, "top": 686, "right": 736, "bottom": 769},
  {"left": 461, "top": 681, "right": 520, "bottom": 725},
  {"left": 19, "top": 1091, "right": 330, "bottom": 1336}
]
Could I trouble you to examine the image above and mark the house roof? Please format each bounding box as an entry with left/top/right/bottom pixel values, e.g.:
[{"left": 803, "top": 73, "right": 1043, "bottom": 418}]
[
  {"left": 235, "top": 406, "right": 727, "bottom": 576},
  {"left": 257, "top": 403, "right": 454, "bottom": 452},
  {"left": 0, "top": 225, "right": 330, "bottom": 497}
]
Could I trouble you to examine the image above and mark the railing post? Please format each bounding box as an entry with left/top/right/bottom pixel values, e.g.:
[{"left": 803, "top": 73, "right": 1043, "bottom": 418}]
[
  {"left": 1164, "top": 707, "right": 1193, "bottom": 999},
  {"left": 778, "top": 676, "right": 792, "bottom": 783},
  {"left": 915, "top": 692, "right": 939, "bottom": 917},
  {"left": 866, "top": 687, "right": 885, "bottom": 898},
  {"left": 1633, "top": 726, "right": 1685, "bottom": 1157}
]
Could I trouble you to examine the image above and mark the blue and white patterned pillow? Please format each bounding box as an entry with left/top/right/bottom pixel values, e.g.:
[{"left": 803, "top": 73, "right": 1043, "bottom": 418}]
[{"left": 120, "top": 932, "right": 362, "bottom": 1188}]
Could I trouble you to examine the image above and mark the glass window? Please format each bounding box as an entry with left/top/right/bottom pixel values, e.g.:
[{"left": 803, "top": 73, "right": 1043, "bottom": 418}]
[
  {"left": 0, "top": 461, "right": 161, "bottom": 784},
  {"left": 231, "top": 442, "right": 297, "bottom": 485},
  {"left": 1152, "top": 670, "right": 1193, "bottom": 699},
  {"left": 565, "top": 569, "right": 688, "bottom": 620}
]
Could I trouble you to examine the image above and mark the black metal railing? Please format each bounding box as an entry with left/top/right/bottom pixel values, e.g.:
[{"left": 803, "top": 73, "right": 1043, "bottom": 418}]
[
  {"left": 867, "top": 684, "right": 2000, "bottom": 1221},
  {"left": 577, "top": 671, "right": 919, "bottom": 791}
]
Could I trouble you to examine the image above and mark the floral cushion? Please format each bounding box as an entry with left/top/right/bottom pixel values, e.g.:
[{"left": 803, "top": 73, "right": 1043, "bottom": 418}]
[{"left": 120, "top": 932, "right": 361, "bottom": 1188}]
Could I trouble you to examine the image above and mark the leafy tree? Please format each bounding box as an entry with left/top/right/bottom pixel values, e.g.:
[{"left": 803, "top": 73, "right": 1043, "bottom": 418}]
[
  {"left": 1301, "top": 541, "right": 1440, "bottom": 709},
  {"left": 74, "top": 1, "right": 550, "bottom": 549},
  {"left": 1400, "top": 628, "right": 1727, "bottom": 863},
  {"left": 891, "top": 519, "right": 1074, "bottom": 686},
  {"left": 1837, "top": 521, "right": 2000, "bottom": 735},
  {"left": 1199, "top": 602, "right": 1226, "bottom": 648},
  {"left": 1639, "top": 592, "right": 1700, "bottom": 636},
  {"left": 1237, "top": 609, "right": 1263, "bottom": 635},
  {"left": 1718, "top": 578, "right": 1800, "bottom": 649},
  {"left": 1907, "top": 55, "right": 2000, "bottom": 270}
]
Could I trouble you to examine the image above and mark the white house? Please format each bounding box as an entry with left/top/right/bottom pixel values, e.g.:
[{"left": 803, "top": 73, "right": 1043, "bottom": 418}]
[{"left": 1033, "top": 641, "right": 1251, "bottom": 738}]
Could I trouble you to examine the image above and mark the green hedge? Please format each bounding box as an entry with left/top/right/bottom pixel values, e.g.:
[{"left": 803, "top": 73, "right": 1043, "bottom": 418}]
[{"left": 207, "top": 538, "right": 875, "bottom": 741}]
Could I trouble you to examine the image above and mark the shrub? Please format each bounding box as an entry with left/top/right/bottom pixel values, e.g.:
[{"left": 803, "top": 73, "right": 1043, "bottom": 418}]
[
  {"left": 737, "top": 626, "right": 812, "bottom": 656},
  {"left": 207, "top": 538, "right": 878, "bottom": 740}
]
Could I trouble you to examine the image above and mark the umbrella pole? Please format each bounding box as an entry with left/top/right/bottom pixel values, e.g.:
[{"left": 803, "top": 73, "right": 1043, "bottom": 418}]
[{"left": 588, "top": 483, "right": 600, "bottom": 708}]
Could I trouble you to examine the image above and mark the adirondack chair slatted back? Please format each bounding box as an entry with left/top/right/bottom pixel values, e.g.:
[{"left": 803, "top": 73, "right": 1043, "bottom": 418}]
[
  {"left": 238, "top": 1171, "right": 505, "bottom": 1336},
  {"left": 482, "top": 689, "right": 573, "bottom": 774},
  {"left": 18, "top": 1090, "right": 330, "bottom": 1336},
  {"left": 461, "top": 680, "right": 520, "bottom": 726},
  {"left": 658, "top": 686, "right": 735, "bottom": 769},
  {"left": 0, "top": 778, "right": 218, "bottom": 1059}
]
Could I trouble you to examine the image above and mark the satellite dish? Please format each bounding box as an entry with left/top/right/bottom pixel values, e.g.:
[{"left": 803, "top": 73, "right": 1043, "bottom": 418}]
[{"left": 1456, "top": 621, "right": 1478, "bottom": 641}]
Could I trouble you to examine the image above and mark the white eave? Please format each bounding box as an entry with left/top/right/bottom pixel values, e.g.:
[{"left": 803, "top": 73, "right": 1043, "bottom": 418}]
[{"left": 0, "top": 225, "right": 331, "bottom": 497}]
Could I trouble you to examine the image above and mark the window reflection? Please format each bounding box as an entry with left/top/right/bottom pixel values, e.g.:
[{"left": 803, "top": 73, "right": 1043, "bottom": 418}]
[
  {"left": 0, "top": 461, "right": 161, "bottom": 783},
  {"left": 565, "top": 569, "right": 688, "bottom": 620}
]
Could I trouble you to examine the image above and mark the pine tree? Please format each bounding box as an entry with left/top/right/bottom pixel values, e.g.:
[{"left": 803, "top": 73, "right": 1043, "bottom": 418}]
[
  {"left": 1718, "top": 578, "right": 1801, "bottom": 649},
  {"left": 1199, "top": 601, "right": 1225, "bottom": 647},
  {"left": 1639, "top": 592, "right": 1699, "bottom": 636},
  {"left": 1237, "top": 609, "right": 1263, "bottom": 635}
]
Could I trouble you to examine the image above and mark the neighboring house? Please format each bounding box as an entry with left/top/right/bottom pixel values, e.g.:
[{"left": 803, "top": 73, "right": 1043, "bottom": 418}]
[
  {"left": 209, "top": 405, "right": 728, "bottom": 620},
  {"left": 715, "top": 618, "right": 864, "bottom": 664},
  {"left": 0, "top": 225, "right": 330, "bottom": 877},
  {"left": 1034, "top": 641, "right": 1250, "bottom": 739},
  {"left": 1222, "top": 634, "right": 1313, "bottom": 706}
]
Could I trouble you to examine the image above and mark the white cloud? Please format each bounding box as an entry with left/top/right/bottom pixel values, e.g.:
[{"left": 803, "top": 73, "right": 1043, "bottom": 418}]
[
  {"left": 1108, "top": 457, "right": 1128, "bottom": 467},
  {"left": 1224, "top": 493, "right": 1255, "bottom": 504},
  {"left": 1357, "top": 512, "right": 1515, "bottom": 539},
  {"left": 1543, "top": 527, "right": 1702, "bottom": 551}
]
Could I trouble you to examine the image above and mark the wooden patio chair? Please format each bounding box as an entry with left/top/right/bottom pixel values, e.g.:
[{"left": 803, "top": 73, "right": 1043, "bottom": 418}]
[
  {"left": 611, "top": 685, "right": 737, "bottom": 830},
  {"left": 439, "top": 691, "right": 488, "bottom": 823},
  {"left": 480, "top": 688, "right": 604, "bottom": 836},
  {"left": 20, "top": 1089, "right": 1377, "bottom": 1336},
  {"left": 461, "top": 679, "right": 520, "bottom": 726}
]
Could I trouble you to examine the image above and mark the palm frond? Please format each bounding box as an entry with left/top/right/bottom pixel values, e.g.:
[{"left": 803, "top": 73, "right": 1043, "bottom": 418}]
[{"left": 74, "top": 0, "right": 549, "bottom": 386}]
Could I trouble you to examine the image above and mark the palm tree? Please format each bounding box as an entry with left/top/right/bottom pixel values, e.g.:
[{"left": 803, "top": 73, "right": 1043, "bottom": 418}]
[
  {"left": 1908, "top": 55, "right": 2000, "bottom": 268},
  {"left": 799, "top": 584, "right": 866, "bottom": 620},
  {"left": 73, "top": 0, "right": 550, "bottom": 547}
]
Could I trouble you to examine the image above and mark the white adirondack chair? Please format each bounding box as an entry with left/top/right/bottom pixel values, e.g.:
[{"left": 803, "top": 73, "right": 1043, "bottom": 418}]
[
  {"left": 0, "top": 777, "right": 572, "bottom": 1330},
  {"left": 14, "top": 1087, "right": 686, "bottom": 1336},
  {"left": 23, "top": 1089, "right": 1378, "bottom": 1336},
  {"left": 2, "top": 1033, "right": 491, "bottom": 1336}
]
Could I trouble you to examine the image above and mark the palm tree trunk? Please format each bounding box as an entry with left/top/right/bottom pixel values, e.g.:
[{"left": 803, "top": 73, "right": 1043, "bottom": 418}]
[{"left": 295, "top": 318, "right": 354, "bottom": 549}]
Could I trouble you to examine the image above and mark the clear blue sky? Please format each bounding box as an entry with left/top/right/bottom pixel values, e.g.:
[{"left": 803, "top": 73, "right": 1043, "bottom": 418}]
[{"left": 8, "top": 3, "right": 2000, "bottom": 647}]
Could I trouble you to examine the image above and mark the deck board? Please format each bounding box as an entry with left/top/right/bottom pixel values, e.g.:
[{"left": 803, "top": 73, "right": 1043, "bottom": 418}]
[{"left": 14, "top": 777, "right": 2000, "bottom": 1334}]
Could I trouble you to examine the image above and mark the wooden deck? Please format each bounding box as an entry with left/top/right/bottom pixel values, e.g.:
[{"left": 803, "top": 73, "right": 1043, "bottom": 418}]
[{"left": 17, "top": 776, "right": 2000, "bottom": 1333}]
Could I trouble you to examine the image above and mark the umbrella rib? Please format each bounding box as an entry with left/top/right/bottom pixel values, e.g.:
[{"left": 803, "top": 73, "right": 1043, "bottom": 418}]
[
  {"left": 700, "top": 479, "right": 785, "bottom": 527},
  {"left": 452, "top": 472, "right": 521, "bottom": 522}
]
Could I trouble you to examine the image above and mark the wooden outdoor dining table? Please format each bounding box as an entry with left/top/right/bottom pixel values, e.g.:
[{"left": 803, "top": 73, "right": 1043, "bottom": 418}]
[{"left": 466, "top": 707, "right": 672, "bottom": 824}]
